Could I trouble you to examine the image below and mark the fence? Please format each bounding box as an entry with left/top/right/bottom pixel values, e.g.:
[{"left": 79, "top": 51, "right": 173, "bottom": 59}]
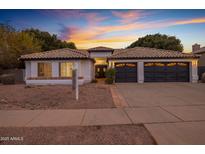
[{"left": 0, "top": 69, "right": 25, "bottom": 83}]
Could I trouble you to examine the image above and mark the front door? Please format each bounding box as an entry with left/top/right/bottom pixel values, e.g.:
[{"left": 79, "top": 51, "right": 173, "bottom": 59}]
[{"left": 95, "top": 65, "right": 107, "bottom": 78}]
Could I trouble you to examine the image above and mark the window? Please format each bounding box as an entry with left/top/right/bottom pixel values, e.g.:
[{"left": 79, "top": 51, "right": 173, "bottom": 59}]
[
  {"left": 167, "top": 63, "right": 176, "bottom": 67},
  {"left": 38, "top": 63, "right": 52, "bottom": 77},
  {"left": 59, "top": 62, "right": 73, "bottom": 77},
  {"left": 155, "top": 63, "right": 165, "bottom": 67},
  {"left": 144, "top": 63, "right": 154, "bottom": 67},
  {"left": 178, "top": 62, "right": 187, "bottom": 67},
  {"left": 115, "top": 63, "right": 125, "bottom": 67},
  {"left": 126, "top": 63, "right": 136, "bottom": 67}
]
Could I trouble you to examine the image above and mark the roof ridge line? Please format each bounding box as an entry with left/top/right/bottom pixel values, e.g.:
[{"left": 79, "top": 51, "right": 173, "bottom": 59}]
[{"left": 66, "top": 48, "right": 89, "bottom": 57}]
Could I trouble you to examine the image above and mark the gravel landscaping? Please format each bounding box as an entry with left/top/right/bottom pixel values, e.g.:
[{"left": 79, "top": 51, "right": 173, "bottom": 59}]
[
  {"left": 0, "top": 124, "right": 156, "bottom": 145},
  {"left": 0, "top": 83, "right": 115, "bottom": 110}
]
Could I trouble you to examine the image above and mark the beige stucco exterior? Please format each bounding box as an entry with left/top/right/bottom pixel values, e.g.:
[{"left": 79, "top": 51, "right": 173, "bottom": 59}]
[
  {"left": 198, "top": 53, "right": 205, "bottom": 66},
  {"left": 25, "top": 60, "right": 94, "bottom": 85}
]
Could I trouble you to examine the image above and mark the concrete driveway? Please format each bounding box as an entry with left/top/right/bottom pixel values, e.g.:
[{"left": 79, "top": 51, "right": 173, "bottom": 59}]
[
  {"left": 116, "top": 83, "right": 205, "bottom": 107},
  {"left": 116, "top": 83, "right": 205, "bottom": 144}
]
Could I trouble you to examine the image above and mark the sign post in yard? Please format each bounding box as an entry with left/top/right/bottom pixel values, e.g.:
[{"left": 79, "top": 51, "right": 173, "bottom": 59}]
[{"left": 72, "top": 66, "right": 79, "bottom": 100}]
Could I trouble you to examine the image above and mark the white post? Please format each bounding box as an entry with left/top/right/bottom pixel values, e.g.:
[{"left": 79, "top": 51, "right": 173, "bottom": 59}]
[
  {"left": 75, "top": 62, "right": 79, "bottom": 100},
  {"left": 190, "top": 60, "right": 199, "bottom": 83},
  {"left": 137, "top": 61, "right": 144, "bottom": 83}
]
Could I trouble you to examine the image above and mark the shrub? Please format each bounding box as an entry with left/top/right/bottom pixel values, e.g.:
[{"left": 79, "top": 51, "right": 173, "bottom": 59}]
[
  {"left": 105, "top": 68, "right": 116, "bottom": 79},
  {"left": 91, "top": 79, "right": 98, "bottom": 83},
  {"left": 105, "top": 68, "right": 116, "bottom": 84},
  {"left": 1, "top": 74, "right": 15, "bottom": 84},
  {"left": 201, "top": 73, "right": 205, "bottom": 83},
  {"left": 105, "top": 78, "right": 114, "bottom": 84}
]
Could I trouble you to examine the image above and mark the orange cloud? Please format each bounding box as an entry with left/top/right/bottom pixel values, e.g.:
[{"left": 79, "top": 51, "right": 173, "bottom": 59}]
[
  {"left": 175, "top": 17, "right": 205, "bottom": 25},
  {"left": 65, "top": 22, "right": 144, "bottom": 41},
  {"left": 75, "top": 35, "right": 138, "bottom": 49},
  {"left": 112, "top": 10, "right": 145, "bottom": 23},
  {"left": 63, "top": 16, "right": 205, "bottom": 49}
]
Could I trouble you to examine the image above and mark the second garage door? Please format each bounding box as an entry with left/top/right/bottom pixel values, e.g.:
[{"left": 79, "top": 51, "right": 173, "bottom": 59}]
[
  {"left": 115, "top": 63, "right": 137, "bottom": 82},
  {"left": 144, "top": 62, "right": 190, "bottom": 82}
]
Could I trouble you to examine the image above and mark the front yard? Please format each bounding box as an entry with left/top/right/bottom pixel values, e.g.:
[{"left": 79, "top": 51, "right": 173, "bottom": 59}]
[
  {"left": 0, "top": 83, "right": 115, "bottom": 110},
  {"left": 0, "top": 124, "right": 156, "bottom": 145}
]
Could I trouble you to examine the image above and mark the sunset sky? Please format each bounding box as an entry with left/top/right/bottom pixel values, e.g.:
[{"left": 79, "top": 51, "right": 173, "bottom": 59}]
[{"left": 0, "top": 9, "right": 205, "bottom": 52}]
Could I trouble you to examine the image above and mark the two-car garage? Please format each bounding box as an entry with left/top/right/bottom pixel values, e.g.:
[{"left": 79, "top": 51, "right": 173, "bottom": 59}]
[
  {"left": 109, "top": 47, "right": 199, "bottom": 83},
  {"left": 144, "top": 62, "right": 189, "bottom": 82},
  {"left": 115, "top": 62, "right": 190, "bottom": 83}
]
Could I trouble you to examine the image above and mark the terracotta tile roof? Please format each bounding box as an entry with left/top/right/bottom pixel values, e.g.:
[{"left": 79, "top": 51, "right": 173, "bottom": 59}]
[
  {"left": 87, "top": 46, "right": 114, "bottom": 52},
  {"left": 109, "top": 47, "right": 199, "bottom": 59},
  {"left": 19, "top": 48, "right": 90, "bottom": 60}
]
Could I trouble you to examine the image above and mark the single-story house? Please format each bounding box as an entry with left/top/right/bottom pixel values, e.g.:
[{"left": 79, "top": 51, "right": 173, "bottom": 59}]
[
  {"left": 19, "top": 46, "right": 199, "bottom": 85},
  {"left": 192, "top": 43, "right": 205, "bottom": 78}
]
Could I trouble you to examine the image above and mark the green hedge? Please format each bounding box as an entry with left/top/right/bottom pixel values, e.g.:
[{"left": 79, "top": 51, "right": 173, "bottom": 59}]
[{"left": 105, "top": 68, "right": 116, "bottom": 84}]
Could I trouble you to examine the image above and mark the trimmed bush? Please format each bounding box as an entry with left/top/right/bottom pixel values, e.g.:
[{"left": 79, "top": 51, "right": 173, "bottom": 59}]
[
  {"left": 91, "top": 79, "right": 98, "bottom": 83},
  {"left": 201, "top": 73, "right": 205, "bottom": 83},
  {"left": 1, "top": 74, "right": 15, "bottom": 84},
  {"left": 105, "top": 78, "right": 114, "bottom": 84},
  {"left": 105, "top": 68, "right": 116, "bottom": 84}
]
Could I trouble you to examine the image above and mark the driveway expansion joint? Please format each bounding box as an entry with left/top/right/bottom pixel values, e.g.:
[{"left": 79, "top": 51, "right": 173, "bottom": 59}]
[
  {"left": 122, "top": 108, "right": 134, "bottom": 124},
  {"left": 24, "top": 110, "right": 45, "bottom": 127},
  {"left": 159, "top": 106, "right": 184, "bottom": 122},
  {"left": 80, "top": 109, "right": 87, "bottom": 125}
]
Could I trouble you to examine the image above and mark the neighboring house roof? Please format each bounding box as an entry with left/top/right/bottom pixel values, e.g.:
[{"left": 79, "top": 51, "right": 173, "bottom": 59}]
[
  {"left": 87, "top": 46, "right": 114, "bottom": 52},
  {"left": 194, "top": 47, "right": 205, "bottom": 54},
  {"left": 109, "top": 47, "right": 199, "bottom": 59},
  {"left": 19, "top": 48, "right": 90, "bottom": 60}
]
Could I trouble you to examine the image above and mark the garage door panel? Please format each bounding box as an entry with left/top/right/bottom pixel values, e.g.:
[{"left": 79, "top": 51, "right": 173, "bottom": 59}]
[
  {"left": 144, "top": 62, "right": 189, "bottom": 82},
  {"left": 115, "top": 63, "right": 137, "bottom": 83}
]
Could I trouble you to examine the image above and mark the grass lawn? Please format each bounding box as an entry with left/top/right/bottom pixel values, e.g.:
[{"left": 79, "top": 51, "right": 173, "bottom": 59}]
[
  {"left": 0, "top": 124, "right": 156, "bottom": 145},
  {"left": 0, "top": 83, "right": 115, "bottom": 110}
]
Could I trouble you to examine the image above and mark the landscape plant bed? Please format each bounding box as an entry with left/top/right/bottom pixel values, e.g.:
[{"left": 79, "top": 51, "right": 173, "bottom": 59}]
[
  {"left": 0, "top": 124, "right": 156, "bottom": 145},
  {"left": 0, "top": 83, "right": 115, "bottom": 110}
]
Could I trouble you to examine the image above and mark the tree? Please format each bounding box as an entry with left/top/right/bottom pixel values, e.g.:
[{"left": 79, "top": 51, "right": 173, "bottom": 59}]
[
  {"left": 23, "top": 28, "right": 76, "bottom": 51},
  {"left": 0, "top": 24, "right": 41, "bottom": 69},
  {"left": 127, "top": 33, "right": 183, "bottom": 52}
]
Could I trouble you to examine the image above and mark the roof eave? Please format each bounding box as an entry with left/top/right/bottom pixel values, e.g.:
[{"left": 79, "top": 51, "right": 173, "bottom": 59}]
[
  {"left": 19, "top": 57, "right": 94, "bottom": 61},
  {"left": 108, "top": 56, "right": 200, "bottom": 60}
]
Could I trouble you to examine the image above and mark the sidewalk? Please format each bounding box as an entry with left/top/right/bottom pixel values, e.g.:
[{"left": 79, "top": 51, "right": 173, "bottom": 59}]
[
  {"left": 1, "top": 107, "right": 205, "bottom": 144},
  {"left": 0, "top": 106, "right": 184, "bottom": 127},
  {"left": 0, "top": 108, "right": 132, "bottom": 127}
]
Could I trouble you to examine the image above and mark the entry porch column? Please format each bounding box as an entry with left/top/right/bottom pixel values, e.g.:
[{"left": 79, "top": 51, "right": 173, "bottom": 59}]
[
  {"left": 137, "top": 61, "right": 144, "bottom": 83},
  {"left": 190, "top": 60, "right": 198, "bottom": 83}
]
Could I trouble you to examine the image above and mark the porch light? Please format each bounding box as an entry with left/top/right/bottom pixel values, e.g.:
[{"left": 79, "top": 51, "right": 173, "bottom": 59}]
[{"left": 192, "top": 60, "right": 198, "bottom": 67}]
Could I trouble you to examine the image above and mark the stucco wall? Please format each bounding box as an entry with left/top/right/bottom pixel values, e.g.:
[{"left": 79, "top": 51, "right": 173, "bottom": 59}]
[
  {"left": 25, "top": 61, "right": 31, "bottom": 80},
  {"left": 89, "top": 52, "right": 112, "bottom": 58},
  {"left": 25, "top": 59, "right": 93, "bottom": 85},
  {"left": 198, "top": 53, "right": 205, "bottom": 66},
  {"left": 80, "top": 60, "right": 93, "bottom": 83}
]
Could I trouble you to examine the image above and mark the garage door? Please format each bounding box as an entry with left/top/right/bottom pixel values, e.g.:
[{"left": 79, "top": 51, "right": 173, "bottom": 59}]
[
  {"left": 115, "top": 63, "right": 137, "bottom": 82},
  {"left": 144, "top": 62, "right": 189, "bottom": 82}
]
